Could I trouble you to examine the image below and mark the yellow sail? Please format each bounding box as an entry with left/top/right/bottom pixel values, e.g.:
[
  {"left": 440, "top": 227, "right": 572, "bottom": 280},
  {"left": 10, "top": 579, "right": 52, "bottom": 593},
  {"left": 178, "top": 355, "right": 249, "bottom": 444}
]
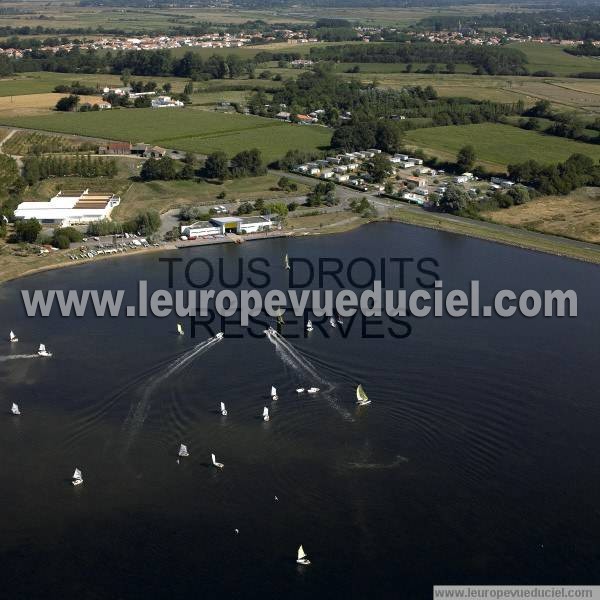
[{"left": 356, "top": 385, "right": 369, "bottom": 402}]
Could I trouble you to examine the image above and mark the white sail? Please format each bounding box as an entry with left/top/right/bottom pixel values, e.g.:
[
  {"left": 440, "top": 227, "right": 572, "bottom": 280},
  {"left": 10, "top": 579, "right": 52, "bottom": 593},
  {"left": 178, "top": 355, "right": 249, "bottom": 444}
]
[
  {"left": 9, "top": 330, "right": 17, "bottom": 342},
  {"left": 11, "top": 403, "right": 20, "bottom": 415},
  {"left": 270, "top": 386, "right": 277, "bottom": 397},
  {"left": 263, "top": 406, "right": 269, "bottom": 421},
  {"left": 179, "top": 444, "right": 189, "bottom": 457},
  {"left": 73, "top": 468, "right": 82, "bottom": 481},
  {"left": 284, "top": 253, "right": 290, "bottom": 270},
  {"left": 177, "top": 323, "right": 184, "bottom": 335},
  {"left": 220, "top": 402, "right": 227, "bottom": 415},
  {"left": 298, "top": 545, "right": 307, "bottom": 560},
  {"left": 329, "top": 317, "right": 336, "bottom": 328},
  {"left": 211, "top": 453, "right": 224, "bottom": 468},
  {"left": 38, "top": 344, "right": 45, "bottom": 353},
  {"left": 356, "top": 384, "right": 371, "bottom": 405},
  {"left": 306, "top": 320, "right": 313, "bottom": 331}
]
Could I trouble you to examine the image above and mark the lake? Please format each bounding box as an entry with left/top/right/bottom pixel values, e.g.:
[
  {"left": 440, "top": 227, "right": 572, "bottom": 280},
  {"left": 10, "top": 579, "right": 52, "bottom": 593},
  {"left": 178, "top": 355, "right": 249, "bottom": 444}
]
[{"left": 1, "top": 223, "right": 599, "bottom": 599}]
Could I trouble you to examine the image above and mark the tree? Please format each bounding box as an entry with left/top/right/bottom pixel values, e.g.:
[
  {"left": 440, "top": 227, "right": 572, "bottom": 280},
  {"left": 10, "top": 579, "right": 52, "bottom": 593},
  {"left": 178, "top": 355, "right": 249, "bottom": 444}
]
[
  {"left": 204, "top": 151, "right": 229, "bottom": 181},
  {"left": 134, "top": 95, "right": 152, "bottom": 108},
  {"left": 439, "top": 184, "right": 471, "bottom": 214},
  {"left": 15, "top": 219, "right": 41, "bottom": 243},
  {"left": 0, "top": 155, "right": 20, "bottom": 189},
  {"left": 230, "top": 149, "right": 265, "bottom": 178},
  {"left": 162, "top": 82, "right": 172, "bottom": 93},
  {"left": 367, "top": 155, "right": 392, "bottom": 183},
  {"left": 184, "top": 81, "right": 194, "bottom": 95},
  {"left": 456, "top": 145, "right": 476, "bottom": 171},
  {"left": 120, "top": 68, "right": 132, "bottom": 87},
  {"left": 55, "top": 95, "right": 79, "bottom": 112}
]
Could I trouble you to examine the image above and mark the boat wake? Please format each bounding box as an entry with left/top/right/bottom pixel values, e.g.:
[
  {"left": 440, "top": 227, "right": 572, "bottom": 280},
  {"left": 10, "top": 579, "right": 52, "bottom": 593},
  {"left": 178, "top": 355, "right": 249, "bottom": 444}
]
[
  {"left": 122, "top": 333, "right": 224, "bottom": 451},
  {"left": 0, "top": 354, "right": 40, "bottom": 362},
  {"left": 264, "top": 329, "right": 352, "bottom": 421},
  {"left": 346, "top": 455, "right": 409, "bottom": 470}
]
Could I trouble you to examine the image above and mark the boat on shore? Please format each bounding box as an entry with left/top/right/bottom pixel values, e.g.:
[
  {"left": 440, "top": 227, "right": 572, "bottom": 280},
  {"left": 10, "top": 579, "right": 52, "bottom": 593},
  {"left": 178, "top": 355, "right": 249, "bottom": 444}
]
[
  {"left": 9, "top": 331, "right": 18, "bottom": 343},
  {"left": 37, "top": 344, "right": 52, "bottom": 357}
]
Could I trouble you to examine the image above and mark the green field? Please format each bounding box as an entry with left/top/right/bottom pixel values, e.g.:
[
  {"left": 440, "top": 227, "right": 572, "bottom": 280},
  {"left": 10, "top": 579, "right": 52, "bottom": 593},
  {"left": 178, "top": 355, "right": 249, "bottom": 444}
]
[
  {"left": 510, "top": 42, "right": 600, "bottom": 76},
  {"left": 0, "top": 107, "right": 331, "bottom": 162},
  {"left": 405, "top": 123, "right": 600, "bottom": 170}
]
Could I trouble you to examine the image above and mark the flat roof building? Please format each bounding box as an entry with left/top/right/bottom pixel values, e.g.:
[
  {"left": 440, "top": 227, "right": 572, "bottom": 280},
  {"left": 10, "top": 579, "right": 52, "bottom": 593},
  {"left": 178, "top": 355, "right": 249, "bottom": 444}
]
[{"left": 14, "top": 189, "right": 120, "bottom": 227}]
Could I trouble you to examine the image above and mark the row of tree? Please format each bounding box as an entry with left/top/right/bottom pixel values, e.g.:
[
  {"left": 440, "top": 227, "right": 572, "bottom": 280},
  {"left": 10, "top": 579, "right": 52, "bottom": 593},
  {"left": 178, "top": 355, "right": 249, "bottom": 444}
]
[{"left": 23, "top": 155, "right": 118, "bottom": 184}]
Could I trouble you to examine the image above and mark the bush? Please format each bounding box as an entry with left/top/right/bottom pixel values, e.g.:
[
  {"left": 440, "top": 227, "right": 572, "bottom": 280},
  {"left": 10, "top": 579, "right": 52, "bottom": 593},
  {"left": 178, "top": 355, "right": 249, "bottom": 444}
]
[{"left": 14, "top": 219, "right": 41, "bottom": 243}]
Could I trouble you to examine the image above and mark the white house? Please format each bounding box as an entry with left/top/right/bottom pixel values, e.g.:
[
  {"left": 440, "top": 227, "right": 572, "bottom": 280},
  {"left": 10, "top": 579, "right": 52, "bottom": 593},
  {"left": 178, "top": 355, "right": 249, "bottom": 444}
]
[
  {"left": 14, "top": 189, "right": 120, "bottom": 227},
  {"left": 151, "top": 95, "right": 184, "bottom": 108},
  {"left": 335, "top": 173, "right": 350, "bottom": 182}
]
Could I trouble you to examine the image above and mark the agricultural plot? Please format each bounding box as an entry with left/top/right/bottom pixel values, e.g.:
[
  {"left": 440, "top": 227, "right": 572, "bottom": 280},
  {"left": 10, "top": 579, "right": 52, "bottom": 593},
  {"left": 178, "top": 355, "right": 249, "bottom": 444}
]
[
  {"left": 0, "top": 107, "right": 332, "bottom": 162},
  {"left": 482, "top": 187, "right": 600, "bottom": 244},
  {"left": 2, "top": 131, "right": 98, "bottom": 155},
  {"left": 405, "top": 123, "right": 600, "bottom": 170},
  {"left": 509, "top": 42, "right": 600, "bottom": 76},
  {"left": 0, "top": 93, "right": 102, "bottom": 117}
]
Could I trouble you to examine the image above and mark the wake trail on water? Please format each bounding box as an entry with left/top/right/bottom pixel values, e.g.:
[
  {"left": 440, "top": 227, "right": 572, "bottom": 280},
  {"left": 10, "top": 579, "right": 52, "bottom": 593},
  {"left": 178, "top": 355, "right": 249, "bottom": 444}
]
[
  {"left": 265, "top": 329, "right": 353, "bottom": 421},
  {"left": 0, "top": 354, "right": 40, "bottom": 361},
  {"left": 121, "top": 334, "right": 223, "bottom": 451}
]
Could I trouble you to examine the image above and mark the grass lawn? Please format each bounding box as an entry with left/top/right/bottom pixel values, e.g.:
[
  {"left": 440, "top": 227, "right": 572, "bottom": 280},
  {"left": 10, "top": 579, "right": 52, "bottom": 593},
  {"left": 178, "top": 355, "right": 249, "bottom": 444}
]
[
  {"left": 0, "top": 107, "right": 332, "bottom": 162},
  {"left": 405, "top": 123, "right": 600, "bottom": 170},
  {"left": 115, "top": 175, "right": 310, "bottom": 220},
  {"left": 510, "top": 42, "right": 600, "bottom": 76},
  {"left": 481, "top": 187, "right": 600, "bottom": 244}
]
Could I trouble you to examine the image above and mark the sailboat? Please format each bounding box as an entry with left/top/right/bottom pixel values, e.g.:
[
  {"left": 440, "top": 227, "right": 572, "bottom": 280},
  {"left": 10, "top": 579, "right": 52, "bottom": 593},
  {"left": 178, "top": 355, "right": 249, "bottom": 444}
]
[
  {"left": 211, "top": 453, "right": 224, "bottom": 469},
  {"left": 178, "top": 444, "right": 189, "bottom": 457},
  {"left": 263, "top": 406, "right": 270, "bottom": 422},
  {"left": 72, "top": 468, "right": 83, "bottom": 486},
  {"left": 9, "top": 331, "right": 18, "bottom": 343},
  {"left": 220, "top": 402, "right": 227, "bottom": 416},
  {"left": 11, "top": 403, "right": 20, "bottom": 415},
  {"left": 270, "top": 386, "right": 278, "bottom": 401},
  {"left": 296, "top": 388, "right": 305, "bottom": 393},
  {"left": 336, "top": 313, "right": 343, "bottom": 325},
  {"left": 37, "top": 343, "right": 52, "bottom": 357},
  {"left": 177, "top": 323, "right": 184, "bottom": 336},
  {"left": 329, "top": 316, "right": 337, "bottom": 328},
  {"left": 277, "top": 313, "right": 285, "bottom": 327},
  {"left": 284, "top": 253, "right": 290, "bottom": 270},
  {"left": 356, "top": 384, "right": 371, "bottom": 406},
  {"left": 306, "top": 320, "right": 313, "bottom": 332},
  {"left": 296, "top": 545, "right": 311, "bottom": 565},
  {"left": 307, "top": 387, "right": 320, "bottom": 394},
  {"left": 215, "top": 332, "right": 224, "bottom": 340}
]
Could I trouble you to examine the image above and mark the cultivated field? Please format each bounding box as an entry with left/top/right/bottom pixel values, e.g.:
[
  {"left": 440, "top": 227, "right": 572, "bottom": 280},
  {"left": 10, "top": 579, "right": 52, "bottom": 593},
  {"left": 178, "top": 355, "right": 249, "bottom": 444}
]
[
  {"left": 405, "top": 123, "right": 600, "bottom": 170},
  {"left": 0, "top": 93, "right": 102, "bottom": 117},
  {"left": 2, "top": 131, "right": 98, "bottom": 155},
  {"left": 509, "top": 42, "right": 600, "bottom": 77},
  {"left": 482, "top": 187, "right": 600, "bottom": 243},
  {"left": 0, "top": 107, "right": 332, "bottom": 162}
]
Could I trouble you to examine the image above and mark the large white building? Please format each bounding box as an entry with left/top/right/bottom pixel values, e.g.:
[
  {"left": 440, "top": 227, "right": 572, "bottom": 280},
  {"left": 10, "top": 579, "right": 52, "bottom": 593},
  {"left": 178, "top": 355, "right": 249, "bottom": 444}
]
[
  {"left": 14, "top": 189, "right": 121, "bottom": 227},
  {"left": 182, "top": 216, "right": 273, "bottom": 238}
]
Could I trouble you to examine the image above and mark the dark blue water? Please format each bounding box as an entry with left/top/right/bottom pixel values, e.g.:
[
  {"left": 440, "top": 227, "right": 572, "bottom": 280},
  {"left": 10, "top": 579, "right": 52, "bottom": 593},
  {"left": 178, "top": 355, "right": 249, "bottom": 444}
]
[{"left": 1, "top": 223, "right": 599, "bottom": 599}]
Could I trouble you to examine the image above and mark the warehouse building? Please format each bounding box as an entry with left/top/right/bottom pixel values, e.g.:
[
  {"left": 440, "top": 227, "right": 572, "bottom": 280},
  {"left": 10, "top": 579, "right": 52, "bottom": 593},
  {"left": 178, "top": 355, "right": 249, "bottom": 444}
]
[{"left": 14, "top": 189, "right": 121, "bottom": 227}]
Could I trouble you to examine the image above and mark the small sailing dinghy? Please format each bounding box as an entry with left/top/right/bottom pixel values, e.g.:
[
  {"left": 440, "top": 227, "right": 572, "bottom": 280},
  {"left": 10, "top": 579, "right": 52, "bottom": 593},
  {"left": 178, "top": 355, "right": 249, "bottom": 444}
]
[
  {"left": 284, "top": 253, "right": 290, "bottom": 270},
  {"left": 329, "top": 317, "right": 337, "bottom": 328},
  {"left": 296, "top": 545, "right": 311, "bottom": 565},
  {"left": 220, "top": 402, "right": 227, "bottom": 416},
  {"left": 277, "top": 313, "right": 285, "bottom": 327},
  {"left": 336, "top": 313, "right": 343, "bottom": 325},
  {"left": 306, "top": 320, "right": 313, "bottom": 332},
  {"left": 178, "top": 444, "right": 190, "bottom": 457},
  {"left": 307, "top": 387, "right": 320, "bottom": 394},
  {"left": 9, "top": 330, "right": 18, "bottom": 343},
  {"left": 11, "top": 403, "right": 20, "bottom": 415},
  {"left": 211, "top": 453, "right": 224, "bottom": 469},
  {"left": 215, "top": 332, "right": 224, "bottom": 340},
  {"left": 263, "top": 406, "right": 270, "bottom": 422},
  {"left": 356, "top": 384, "right": 371, "bottom": 406},
  {"left": 37, "top": 343, "right": 52, "bottom": 357},
  {"left": 270, "top": 386, "right": 278, "bottom": 401},
  {"left": 72, "top": 468, "right": 83, "bottom": 486},
  {"left": 177, "top": 323, "right": 184, "bottom": 336},
  {"left": 296, "top": 388, "right": 305, "bottom": 393}
]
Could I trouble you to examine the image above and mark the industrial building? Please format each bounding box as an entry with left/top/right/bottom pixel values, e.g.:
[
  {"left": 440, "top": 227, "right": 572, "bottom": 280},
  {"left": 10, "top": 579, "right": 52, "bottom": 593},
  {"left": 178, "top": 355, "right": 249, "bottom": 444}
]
[{"left": 14, "top": 190, "right": 121, "bottom": 227}]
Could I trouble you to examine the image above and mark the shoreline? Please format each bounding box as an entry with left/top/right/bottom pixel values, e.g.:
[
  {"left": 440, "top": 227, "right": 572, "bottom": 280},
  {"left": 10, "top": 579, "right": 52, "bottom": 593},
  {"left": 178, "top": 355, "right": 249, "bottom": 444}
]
[{"left": 2, "top": 213, "right": 600, "bottom": 285}]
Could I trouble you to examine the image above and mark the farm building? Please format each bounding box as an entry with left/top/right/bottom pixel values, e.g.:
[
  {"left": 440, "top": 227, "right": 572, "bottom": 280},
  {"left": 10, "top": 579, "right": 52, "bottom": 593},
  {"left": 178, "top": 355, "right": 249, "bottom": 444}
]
[
  {"left": 151, "top": 95, "right": 184, "bottom": 108},
  {"left": 14, "top": 189, "right": 120, "bottom": 227},
  {"left": 99, "top": 141, "right": 132, "bottom": 155}
]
